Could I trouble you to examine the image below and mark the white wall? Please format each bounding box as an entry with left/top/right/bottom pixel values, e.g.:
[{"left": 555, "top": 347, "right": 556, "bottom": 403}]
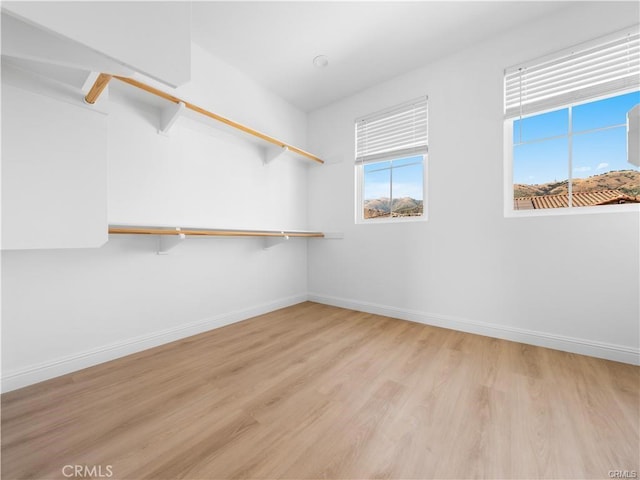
[
  {"left": 2, "top": 84, "right": 108, "bottom": 249},
  {"left": 1, "top": 44, "right": 312, "bottom": 391},
  {"left": 307, "top": 2, "right": 640, "bottom": 364},
  {"left": 108, "top": 46, "right": 309, "bottom": 230},
  {"left": 2, "top": 1, "right": 191, "bottom": 87}
]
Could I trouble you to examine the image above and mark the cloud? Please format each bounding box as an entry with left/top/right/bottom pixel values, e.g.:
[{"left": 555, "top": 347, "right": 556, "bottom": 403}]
[
  {"left": 573, "top": 166, "right": 591, "bottom": 173},
  {"left": 596, "top": 162, "right": 609, "bottom": 170}
]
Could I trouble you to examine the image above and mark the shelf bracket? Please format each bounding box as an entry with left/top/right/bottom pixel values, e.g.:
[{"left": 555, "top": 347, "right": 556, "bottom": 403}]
[
  {"left": 159, "top": 101, "right": 185, "bottom": 135},
  {"left": 263, "top": 232, "right": 289, "bottom": 249},
  {"left": 157, "top": 228, "right": 186, "bottom": 255},
  {"left": 263, "top": 145, "right": 288, "bottom": 165}
]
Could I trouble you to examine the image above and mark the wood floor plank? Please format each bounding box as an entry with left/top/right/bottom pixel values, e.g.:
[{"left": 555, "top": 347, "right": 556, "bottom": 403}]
[{"left": 2, "top": 302, "right": 638, "bottom": 479}]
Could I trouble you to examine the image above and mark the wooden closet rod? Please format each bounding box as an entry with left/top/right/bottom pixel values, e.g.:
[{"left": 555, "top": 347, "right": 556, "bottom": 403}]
[
  {"left": 109, "top": 226, "right": 324, "bottom": 238},
  {"left": 84, "top": 73, "right": 112, "bottom": 104},
  {"left": 85, "top": 74, "right": 324, "bottom": 164}
]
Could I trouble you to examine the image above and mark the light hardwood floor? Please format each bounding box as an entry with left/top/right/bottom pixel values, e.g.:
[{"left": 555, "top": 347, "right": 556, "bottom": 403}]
[{"left": 2, "top": 302, "right": 638, "bottom": 479}]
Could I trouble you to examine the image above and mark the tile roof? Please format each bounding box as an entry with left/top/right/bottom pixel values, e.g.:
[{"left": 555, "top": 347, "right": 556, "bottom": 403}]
[{"left": 514, "top": 190, "right": 639, "bottom": 210}]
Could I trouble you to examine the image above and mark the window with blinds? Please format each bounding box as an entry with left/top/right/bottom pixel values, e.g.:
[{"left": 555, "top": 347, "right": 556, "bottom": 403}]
[
  {"left": 356, "top": 97, "right": 428, "bottom": 164},
  {"left": 504, "top": 27, "right": 640, "bottom": 215},
  {"left": 505, "top": 30, "right": 639, "bottom": 118},
  {"left": 355, "top": 97, "right": 428, "bottom": 222}
]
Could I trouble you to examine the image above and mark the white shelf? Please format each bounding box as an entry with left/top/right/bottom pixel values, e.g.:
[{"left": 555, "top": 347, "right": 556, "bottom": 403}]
[{"left": 85, "top": 74, "right": 325, "bottom": 165}]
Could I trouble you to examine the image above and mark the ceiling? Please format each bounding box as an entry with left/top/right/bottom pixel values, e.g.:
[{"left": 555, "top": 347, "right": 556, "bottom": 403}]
[{"left": 191, "top": 1, "right": 572, "bottom": 112}]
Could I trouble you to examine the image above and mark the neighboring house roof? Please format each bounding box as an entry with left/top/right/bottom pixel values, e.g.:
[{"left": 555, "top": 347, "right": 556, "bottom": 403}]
[{"left": 514, "top": 190, "right": 640, "bottom": 210}]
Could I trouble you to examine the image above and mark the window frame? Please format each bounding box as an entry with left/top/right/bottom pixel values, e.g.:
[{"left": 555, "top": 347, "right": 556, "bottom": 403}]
[
  {"left": 354, "top": 96, "right": 428, "bottom": 224},
  {"left": 503, "top": 26, "right": 640, "bottom": 218},
  {"left": 504, "top": 88, "right": 640, "bottom": 217},
  {"left": 355, "top": 153, "right": 428, "bottom": 224}
]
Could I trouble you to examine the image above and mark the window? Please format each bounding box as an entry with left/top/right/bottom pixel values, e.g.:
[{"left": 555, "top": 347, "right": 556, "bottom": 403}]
[
  {"left": 505, "top": 28, "right": 640, "bottom": 214},
  {"left": 355, "top": 97, "right": 428, "bottom": 222}
]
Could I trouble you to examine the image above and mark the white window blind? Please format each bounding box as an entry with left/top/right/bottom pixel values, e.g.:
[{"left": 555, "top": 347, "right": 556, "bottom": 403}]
[
  {"left": 356, "top": 96, "right": 428, "bottom": 164},
  {"left": 505, "top": 28, "right": 640, "bottom": 118}
]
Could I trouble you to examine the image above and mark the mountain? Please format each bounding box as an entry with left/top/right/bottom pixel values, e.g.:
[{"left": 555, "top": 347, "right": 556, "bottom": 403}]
[
  {"left": 514, "top": 170, "right": 640, "bottom": 198},
  {"left": 364, "top": 197, "right": 423, "bottom": 218}
]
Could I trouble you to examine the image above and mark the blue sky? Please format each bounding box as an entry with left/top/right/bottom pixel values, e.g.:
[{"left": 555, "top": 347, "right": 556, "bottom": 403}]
[
  {"left": 364, "top": 156, "right": 423, "bottom": 200},
  {"left": 513, "top": 90, "right": 640, "bottom": 185}
]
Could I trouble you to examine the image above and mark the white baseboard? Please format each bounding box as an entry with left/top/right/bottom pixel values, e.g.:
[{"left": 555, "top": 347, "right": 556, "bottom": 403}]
[
  {"left": 1, "top": 294, "right": 308, "bottom": 393},
  {"left": 4, "top": 292, "right": 637, "bottom": 393},
  {"left": 308, "top": 293, "right": 640, "bottom": 366}
]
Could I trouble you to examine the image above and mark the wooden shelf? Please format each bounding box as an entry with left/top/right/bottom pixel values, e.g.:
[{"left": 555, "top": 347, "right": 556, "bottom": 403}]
[
  {"left": 108, "top": 226, "right": 324, "bottom": 238},
  {"left": 109, "top": 225, "right": 324, "bottom": 253},
  {"left": 85, "top": 74, "right": 324, "bottom": 165}
]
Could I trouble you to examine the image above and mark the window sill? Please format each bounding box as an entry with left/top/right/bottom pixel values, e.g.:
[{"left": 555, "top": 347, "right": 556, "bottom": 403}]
[
  {"left": 356, "top": 215, "right": 428, "bottom": 225},
  {"left": 504, "top": 203, "right": 640, "bottom": 218}
]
